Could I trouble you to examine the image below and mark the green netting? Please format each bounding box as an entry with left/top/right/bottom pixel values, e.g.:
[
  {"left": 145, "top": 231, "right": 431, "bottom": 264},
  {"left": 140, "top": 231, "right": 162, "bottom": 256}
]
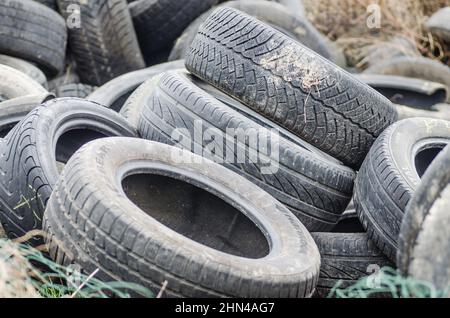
[
  {"left": 0, "top": 239, "right": 154, "bottom": 298},
  {"left": 329, "top": 267, "right": 449, "bottom": 298}
]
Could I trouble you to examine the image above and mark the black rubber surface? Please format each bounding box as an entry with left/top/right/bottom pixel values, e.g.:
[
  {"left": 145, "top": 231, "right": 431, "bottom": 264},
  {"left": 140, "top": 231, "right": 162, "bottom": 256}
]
[
  {"left": 185, "top": 8, "right": 397, "bottom": 168},
  {"left": 0, "top": 98, "right": 136, "bottom": 244},
  {"left": 0, "top": 93, "right": 54, "bottom": 137},
  {"left": 57, "top": 0, "right": 145, "bottom": 86},
  {"left": 129, "top": 0, "right": 218, "bottom": 60},
  {"left": 0, "top": 0, "right": 67, "bottom": 75},
  {"left": 398, "top": 145, "right": 450, "bottom": 291},
  {"left": 88, "top": 60, "right": 184, "bottom": 112},
  {"left": 169, "top": 0, "right": 333, "bottom": 62},
  {"left": 137, "top": 70, "right": 355, "bottom": 231},
  {"left": 43, "top": 137, "right": 321, "bottom": 297},
  {"left": 312, "top": 232, "right": 393, "bottom": 297},
  {"left": 354, "top": 118, "right": 450, "bottom": 262}
]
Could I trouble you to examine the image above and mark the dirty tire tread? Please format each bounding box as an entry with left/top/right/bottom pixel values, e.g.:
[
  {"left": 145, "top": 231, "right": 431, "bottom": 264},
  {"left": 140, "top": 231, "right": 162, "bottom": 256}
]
[
  {"left": 57, "top": 0, "right": 145, "bottom": 86},
  {"left": 169, "top": 0, "right": 332, "bottom": 62},
  {"left": 312, "top": 232, "right": 393, "bottom": 297},
  {"left": 0, "top": 98, "right": 136, "bottom": 243},
  {"left": 354, "top": 118, "right": 450, "bottom": 262},
  {"left": 0, "top": 0, "right": 67, "bottom": 75},
  {"left": 185, "top": 8, "right": 397, "bottom": 168},
  {"left": 43, "top": 138, "right": 320, "bottom": 298},
  {"left": 137, "top": 71, "right": 355, "bottom": 230},
  {"left": 130, "top": 0, "right": 218, "bottom": 56},
  {"left": 397, "top": 145, "right": 450, "bottom": 276}
]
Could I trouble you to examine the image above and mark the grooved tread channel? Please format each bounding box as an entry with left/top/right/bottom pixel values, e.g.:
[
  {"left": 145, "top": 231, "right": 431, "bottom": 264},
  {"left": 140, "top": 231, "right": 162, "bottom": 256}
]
[{"left": 185, "top": 7, "right": 397, "bottom": 168}]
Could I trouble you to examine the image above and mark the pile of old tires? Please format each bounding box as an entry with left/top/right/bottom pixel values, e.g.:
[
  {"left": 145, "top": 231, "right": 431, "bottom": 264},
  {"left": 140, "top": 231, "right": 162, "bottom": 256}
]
[{"left": 0, "top": 0, "right": 449, "bottom": 298}]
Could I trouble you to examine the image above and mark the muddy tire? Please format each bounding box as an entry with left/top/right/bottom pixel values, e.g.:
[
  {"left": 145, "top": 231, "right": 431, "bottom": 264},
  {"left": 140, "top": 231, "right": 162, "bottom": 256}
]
[
  {"left": 137, "top": 70, "right": 355, "bottom": 231},
  {"left": 129, "top": 0, "right": 217, "bottom": 59},
  {"left": 43, "top": 137, "right": 320, "bottom": 297},
  {"left": 169, "top": 0, "right": 333, "bottom": 62},
  {"left": 397, "top": 146, "right": 450, "bottom": 293},
  {"left": 0, "top": 98, "right": 136, "bottom": 243},
  {"left": 0, "top": 0, "right": 67, "bottom": 75},
  {"left": 354, "top": 118, "right": 450, "bottom": 262},
  {"left": 0, "top": 54, "right": 47, "bottom": 87},
  {"left": 57, "top": 0, "right": 145, "bottom": 86},
  {"left": 0, "top": 64, "right": 47, "bottom": 100},
  {"left": 312, "top": 232, "right": 393, "bottom": 298},
  {"left": 88, "top": 60, "right": 184, "bottom": 111},
  {"left": 185, "top": 8, "right": 397, "bottom": 168}
]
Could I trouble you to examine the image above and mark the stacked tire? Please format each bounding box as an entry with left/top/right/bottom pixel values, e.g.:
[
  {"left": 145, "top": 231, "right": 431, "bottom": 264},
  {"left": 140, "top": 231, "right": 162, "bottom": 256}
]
[{"left": 1, "top": 0, "right": 449, "bottom": 299}]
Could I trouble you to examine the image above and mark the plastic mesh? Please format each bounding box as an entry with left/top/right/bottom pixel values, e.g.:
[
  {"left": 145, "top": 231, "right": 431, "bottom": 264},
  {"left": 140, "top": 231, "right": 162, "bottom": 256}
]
[{"left": 329, "top": 267, "right": 449, "bottom": 298}]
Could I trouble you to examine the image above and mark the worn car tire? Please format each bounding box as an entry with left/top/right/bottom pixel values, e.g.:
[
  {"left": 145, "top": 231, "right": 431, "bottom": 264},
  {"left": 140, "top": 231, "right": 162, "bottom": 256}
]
[
  {"left": 397, "top": 146, "right": 450, "bottom": 292},
  {"left": 169, "top": 0, "right": 333, "bottom": 62},
  {"left": 129, "top": 0, "right": 217, "bottom": 59},
  {"left": 0, "top": 93, "right": 54, "bottom": 137},
  {"left": 0, "top": 98, "right": 136, "bottom": 243},
  {"left": 312, "top": 232, "right": 393, "bottom": 297},
  {"left": 34, "top": 0, "right": 57, "bottom": 10},
  {"left": 425, "top": 7, "right": 450, "bottom": 41},
  {"left": 137, "top": 70, "right": 355, "bottom": 231},
  {"left": 0, "top": 64, "right": 47, "bottom": 100},
  {"left": 185, "top": 8, "right": 397, "bottom": 168},
  {"left": 57, "top": 0, "right": 145, "bottom": 86},
  {"left": 355, "top": 74, "right": 448, "bottom": 109},
  {"left": 364, "top": 56, "right": 450, "bottom": 102},
  {"left": 0, "top": 0, "right": 67, "bottom": 75},
  {"left": 354, "top": 118, "right": 450, "bottom": 262},
  {"left": 88, "top": 60, "right": 184, "bottom": 111},
  {"left": 0, "top": 54, "right": 47, "bottom": 87},
  {"left": 43, "top": 137, "right": 321, "bottom": 297}
]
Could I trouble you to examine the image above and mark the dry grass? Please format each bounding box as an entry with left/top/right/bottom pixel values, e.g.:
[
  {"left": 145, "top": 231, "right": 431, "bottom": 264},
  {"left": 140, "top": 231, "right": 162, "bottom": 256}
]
[
  {"left": 0, "top": 240, "right": 40, "bottom": 298},
  {"left": 303, "top": 0, "right": 450, "bottom": 68}
]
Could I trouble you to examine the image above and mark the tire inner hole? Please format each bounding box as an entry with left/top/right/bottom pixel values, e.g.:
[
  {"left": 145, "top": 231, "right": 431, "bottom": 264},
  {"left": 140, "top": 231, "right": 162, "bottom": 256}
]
[
  {"left": 122, "top": 173, "right": 270, "bottom": 259},
  {"left": 415, "top": 145, "right": 446, "bottom": 177},
  {"left": 55, "top": 129, "right": 109, "bottom": 168}
]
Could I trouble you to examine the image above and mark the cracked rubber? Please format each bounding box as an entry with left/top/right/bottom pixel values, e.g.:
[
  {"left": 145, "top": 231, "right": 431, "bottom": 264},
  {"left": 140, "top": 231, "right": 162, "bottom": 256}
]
[
  {"left": 137, "top": 70, "right": 355, "bottom": 231},
  {"left": 0, "top": 98, "right": 136, "bottom": 244},
  {"left": 398, "top": 146, "right": 450, "bottom": 292},
  {"left": 185, "top": 8, "right": 397, "bottom": 168},
  {"left": 43, "top": 137, "right": 321, "bottom": 298},
  {"left": 57, "top": 0, "right": 145, "bottom": 86},
  {"left": 129, "top": 0, "right": 218, "bottom": 59},
  {"left": 0, "top": 0, "right": 67, "bottom": 75},
  {"left": 312, "top": 232, "right": 393, "bottom": 298},
  {"left": 354, "top": 118, "right": 450, "bottom": 262}
]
